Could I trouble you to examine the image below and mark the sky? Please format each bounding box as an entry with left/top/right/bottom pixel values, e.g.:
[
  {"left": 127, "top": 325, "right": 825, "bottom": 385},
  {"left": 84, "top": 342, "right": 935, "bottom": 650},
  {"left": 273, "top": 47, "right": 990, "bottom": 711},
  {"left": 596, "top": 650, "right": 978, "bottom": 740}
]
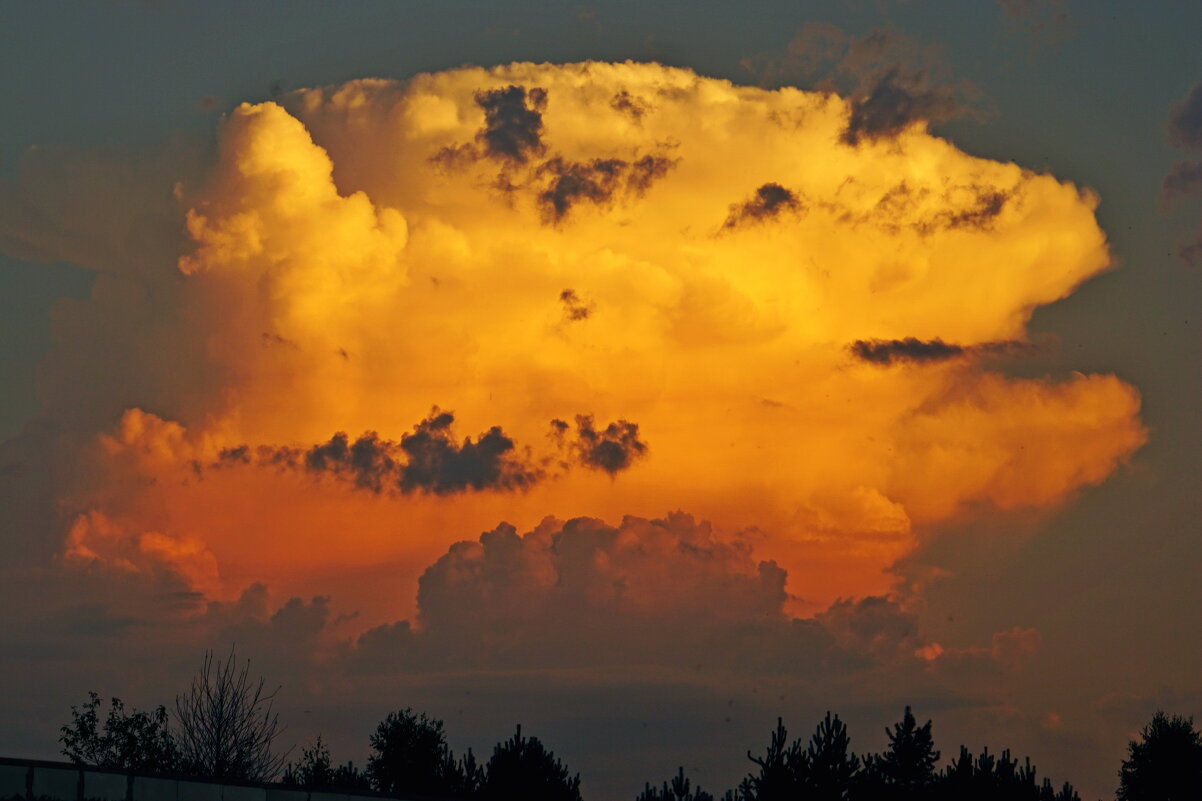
[{"left": 0, "top": 2, "right": 1199, "bottom": 799}]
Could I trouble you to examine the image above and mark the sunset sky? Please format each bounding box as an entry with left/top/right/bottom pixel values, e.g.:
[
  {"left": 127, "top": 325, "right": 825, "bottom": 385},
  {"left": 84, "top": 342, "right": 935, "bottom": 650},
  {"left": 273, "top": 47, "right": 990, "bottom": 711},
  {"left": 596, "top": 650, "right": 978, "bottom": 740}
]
[{"left": 1, "top": 2, "right": 1199, "bottom": 799}]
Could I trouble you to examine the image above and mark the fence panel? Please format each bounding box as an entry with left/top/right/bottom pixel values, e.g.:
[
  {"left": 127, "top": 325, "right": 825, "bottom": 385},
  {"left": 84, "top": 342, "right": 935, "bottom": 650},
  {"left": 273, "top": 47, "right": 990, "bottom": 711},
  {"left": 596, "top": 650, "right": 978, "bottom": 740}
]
[
  {"left": 32, "top": 768, "right": 79, "bottom": 801},
  {"left": 83, "top": 771, "right": 126, "bottom": 801},
  {"left": 0, "top": 765, "right": 28, "bottom": 800},
  {"left": 132, "top": 776, "right": 176, "bottom": 801}
]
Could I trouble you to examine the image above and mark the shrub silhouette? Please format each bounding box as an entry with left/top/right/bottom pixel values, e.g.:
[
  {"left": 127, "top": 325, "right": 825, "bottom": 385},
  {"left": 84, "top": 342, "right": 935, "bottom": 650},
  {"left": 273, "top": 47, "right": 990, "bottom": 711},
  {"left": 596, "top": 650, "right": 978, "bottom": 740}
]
[
  {"left": 60, "top": 692, "right": 179, "bottom": 773},
  {"left": 1117, "top": 711, "right": 1202, "bottom": 801},
  {"left": 281, "top": 735, "right": 370, "bottom": 791}
]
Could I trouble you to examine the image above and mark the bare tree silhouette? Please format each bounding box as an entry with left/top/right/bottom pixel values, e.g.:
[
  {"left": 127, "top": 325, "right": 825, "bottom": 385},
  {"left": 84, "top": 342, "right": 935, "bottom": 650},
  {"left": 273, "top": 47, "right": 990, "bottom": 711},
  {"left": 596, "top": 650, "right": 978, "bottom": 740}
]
[{"left": 173, "top": 649, "right": 286, "bottom": 781}]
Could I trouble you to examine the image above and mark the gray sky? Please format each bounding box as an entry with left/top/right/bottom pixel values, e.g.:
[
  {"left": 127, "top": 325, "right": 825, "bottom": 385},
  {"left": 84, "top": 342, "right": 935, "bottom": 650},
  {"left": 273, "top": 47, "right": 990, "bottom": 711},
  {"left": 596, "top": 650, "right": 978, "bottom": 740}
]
[{"left": 1, "top": 3, "right": 1199, "bottom": 800}]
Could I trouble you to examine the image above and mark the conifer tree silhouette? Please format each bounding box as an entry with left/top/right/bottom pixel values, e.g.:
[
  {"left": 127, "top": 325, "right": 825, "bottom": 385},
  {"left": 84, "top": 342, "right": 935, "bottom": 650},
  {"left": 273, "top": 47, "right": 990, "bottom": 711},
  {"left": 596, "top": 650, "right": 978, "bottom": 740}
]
[
  {"left": 481, "top": 724, "right": 582, "bottom": 801},
  {"left": 742, "top": 717, "right": 805, "bottom": 801},
  {"left": 802, "top": 712, "right": 860, "bottom": 801},
  {"left": 637, "top": 766, "right": 715, "bottom": 801},
  {"left": 860, "top": 706, "right": 939, "bottom": 800}
]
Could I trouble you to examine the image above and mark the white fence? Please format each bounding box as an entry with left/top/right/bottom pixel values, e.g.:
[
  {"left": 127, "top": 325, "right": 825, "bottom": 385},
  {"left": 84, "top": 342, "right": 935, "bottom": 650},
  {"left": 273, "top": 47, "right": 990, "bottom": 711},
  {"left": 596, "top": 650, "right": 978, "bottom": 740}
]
[{"left": 0, "top": 759, "right": 415, "bottom": 801}]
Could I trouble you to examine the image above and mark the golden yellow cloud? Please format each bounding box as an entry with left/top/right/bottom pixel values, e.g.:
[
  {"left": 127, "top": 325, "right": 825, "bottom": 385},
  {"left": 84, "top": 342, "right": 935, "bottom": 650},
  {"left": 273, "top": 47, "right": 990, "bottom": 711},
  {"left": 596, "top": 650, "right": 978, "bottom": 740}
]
[{"left": 49, "top": 61, "right": 1144, "bottom": 621}]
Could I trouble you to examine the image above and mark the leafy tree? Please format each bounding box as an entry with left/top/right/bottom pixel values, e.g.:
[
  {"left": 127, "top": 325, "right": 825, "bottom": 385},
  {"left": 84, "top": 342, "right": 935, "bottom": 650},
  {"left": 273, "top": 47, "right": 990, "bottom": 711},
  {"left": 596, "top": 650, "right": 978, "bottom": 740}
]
[
  {"left": 1117, "top": 711, "right": 1202, "bottom": 801},
  {"left": 637, "top": 767, "right": 714, "bottom": 801},
  {"left": 60, "top": 692, "right": 179, "bottom": 773},
  {"left": 174, "top": 649, "right": 286, "bottom": 781},
  {"left": 803, "top": 712, "right": 860, "bottom": 801},
  {"left": 860, "top": 706, "right": 939, "bottom": 800},
  {"left": 281, "top": 735, "right": 370, "bottom": 791},
  {"left": 367, "top": 708, "right": 461, "bottom": 796},
  {"left": 482, "top": 724, "right": 582, "bottom": 801}
]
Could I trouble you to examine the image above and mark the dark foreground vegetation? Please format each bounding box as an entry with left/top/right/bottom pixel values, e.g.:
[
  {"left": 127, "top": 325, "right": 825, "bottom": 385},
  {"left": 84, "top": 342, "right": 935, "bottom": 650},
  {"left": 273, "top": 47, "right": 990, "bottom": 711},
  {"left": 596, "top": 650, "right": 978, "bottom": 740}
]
[{"left": 59, "top": 651, "right": 1202, "bottom": 801}]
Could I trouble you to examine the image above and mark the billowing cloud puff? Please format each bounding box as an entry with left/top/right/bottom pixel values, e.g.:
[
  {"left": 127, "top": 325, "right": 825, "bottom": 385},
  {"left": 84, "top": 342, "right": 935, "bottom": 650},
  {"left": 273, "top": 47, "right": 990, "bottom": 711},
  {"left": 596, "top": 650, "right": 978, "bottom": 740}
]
[
  {"left": 348, "top": 511, "right": 966, "bottom": 682},
  {"left": 0, "top": 61, "right": 1143, "bottom": 618},
  {"left": 1168, "top": 83, "right": 1202, "bottom": 152},
  {"left": 1164, "top": 84, "right": 1202, "bottom": 263}
]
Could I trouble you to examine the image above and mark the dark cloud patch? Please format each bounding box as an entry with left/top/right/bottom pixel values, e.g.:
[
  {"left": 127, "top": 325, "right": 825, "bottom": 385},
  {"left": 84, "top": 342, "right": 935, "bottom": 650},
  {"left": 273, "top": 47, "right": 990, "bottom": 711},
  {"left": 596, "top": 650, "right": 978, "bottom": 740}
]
[
  {"left": 210, "top": 411, "right": 541, "bottom": 495},
  {"left": 216, "top": 445, "right": 250, "bottom": 465},
  {"left": 207, "top": 410, "right": 650, "bottom": 492},
  {"left": 258, "top": 444, "right": 302, "bottom": 470},
  {"left": 431, "top": 84, "right": 672, "bottom": 221},
  {"left": 996, "top": 0, "right": 1071, "bottom": 41},
  {"left": 536, "top": 154, "right": 675, "bottom": 223},
  {"left": 851, "top": 337, "right": 966, "bottom": 365},
  {"left": 560, "top": 288, "right": 591, "bottom": 321},
  {"left": 1162, "top": 161, "right": 1202, "bottom": 202},
  {"left": 938, "top": 188, "right": 1009, "bottom": 231},
  {"left": 552, "top": 414, "right": 648, "bottom": 475},
  {"left": 746, "top": 25, "right": 970, "bottom": 142},
  {"left": 723, "top": 183, "right": 803, "bottom": 230},
  {"left": 260, "top": 332, "right": 297, "bottom": 348},
  {"left": 538, "top": 157, "right": 626, "bottom": 221},
  {"left": 843, "top": 67, "right": 961, "bottom": 145},
  {"left": 610, "top": 90, "right": 651, "bottom": 122},
  {"left": 474, "top": 85, "right": 548, "bottom": 164},
  {"left": 1180, "top": 235, "right": 1202, "bottom": 267},
  {"left": 1168, "top": 83, "right": 1202, "bottom": 152},
  {"left": 827, "top": 181, "right": 1012, "bottom": 236},
  {"left": 626, "top": 153, "right": 675, "bottom": 193},
  {"left": 399, "top": 409, "right": 540, "bottom": 495},
  {"left": 305, "top": 431, "right": 400, "bottom": 493},
  {"left": 850, "top": 337, "right": 1035, "bottom": 366}
]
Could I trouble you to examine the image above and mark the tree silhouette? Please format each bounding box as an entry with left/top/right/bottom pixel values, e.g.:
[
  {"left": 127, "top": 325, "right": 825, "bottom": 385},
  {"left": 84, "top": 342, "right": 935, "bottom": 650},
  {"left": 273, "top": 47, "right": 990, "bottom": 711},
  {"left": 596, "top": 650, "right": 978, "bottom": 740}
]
[
  {"left": 1117, "top": 711, "right": 1202, "bottom": 801},
  {"left": 281, "top": 735, "right": 370, "bottom": 791},
  {"left": 637, "top": 767, "right": 715, "bottom": 801},
  {"left": 367, "top": 708, "right": 462, "bottom": 796},
  {"left": 445, "top": 746, "right": 486, "bottom": 798},
  {"left": 742, "top": 718, "right": 805, "bottom": 801},
  {"left": 173, "top": 649, "right": 285, "bottom": 781},
  {"left": 934, "top": 744, "right": 1079, "bottom": 801},
  {"left": 60, "top": 692, "right": 179, "bottom": 773},
  {"left": 803, "top": 712, "right": 860, "bottom": 801},
  {"left": 481, "top": 724, "right": 582, "bottom": 801},
  {"left": 860, "top": 706, "right": 939, "bottom": 800}
]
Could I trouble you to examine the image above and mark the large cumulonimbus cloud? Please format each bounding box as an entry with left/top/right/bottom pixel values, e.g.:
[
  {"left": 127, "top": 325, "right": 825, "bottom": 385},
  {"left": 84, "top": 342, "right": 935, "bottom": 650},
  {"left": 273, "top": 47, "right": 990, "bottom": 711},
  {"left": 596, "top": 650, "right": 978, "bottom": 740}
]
[{"left": 0, "top": 61, "right": 1143, "bottom": 624}]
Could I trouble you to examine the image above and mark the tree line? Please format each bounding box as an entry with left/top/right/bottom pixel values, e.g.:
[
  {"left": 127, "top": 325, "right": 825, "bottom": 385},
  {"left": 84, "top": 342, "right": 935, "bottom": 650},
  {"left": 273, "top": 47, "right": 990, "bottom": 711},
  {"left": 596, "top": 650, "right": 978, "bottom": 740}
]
[{"left": 59, "top": 651, "right": 1202, "bottom": 801}]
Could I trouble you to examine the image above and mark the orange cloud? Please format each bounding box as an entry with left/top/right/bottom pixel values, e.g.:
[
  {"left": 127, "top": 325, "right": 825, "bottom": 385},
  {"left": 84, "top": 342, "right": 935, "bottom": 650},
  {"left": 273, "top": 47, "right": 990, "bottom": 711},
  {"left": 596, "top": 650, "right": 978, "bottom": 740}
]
[{"left": 0, "top": 62, "right": 1144, "bottom": 625}]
